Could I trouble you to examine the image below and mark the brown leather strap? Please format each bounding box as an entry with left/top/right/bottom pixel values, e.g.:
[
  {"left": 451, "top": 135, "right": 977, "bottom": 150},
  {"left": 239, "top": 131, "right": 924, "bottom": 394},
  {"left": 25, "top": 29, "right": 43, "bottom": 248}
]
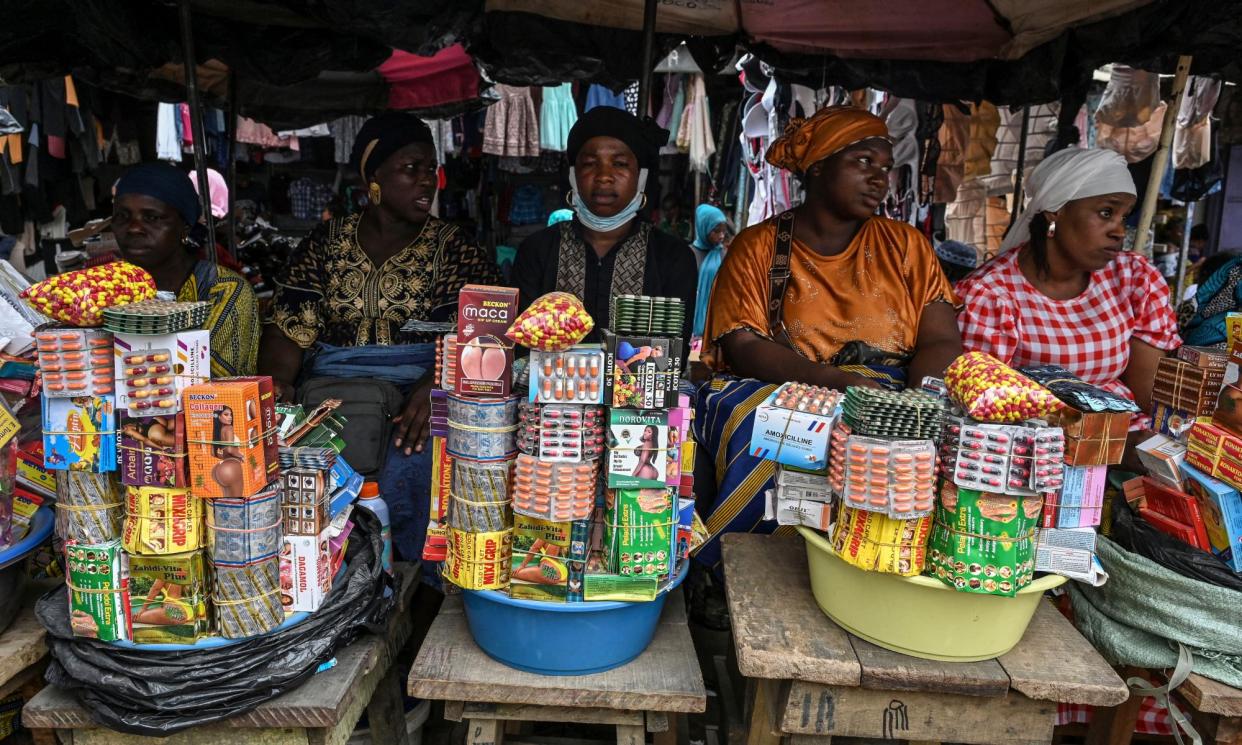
[{"left": 768, "top": 210, "right": 796, "bottom": 347}]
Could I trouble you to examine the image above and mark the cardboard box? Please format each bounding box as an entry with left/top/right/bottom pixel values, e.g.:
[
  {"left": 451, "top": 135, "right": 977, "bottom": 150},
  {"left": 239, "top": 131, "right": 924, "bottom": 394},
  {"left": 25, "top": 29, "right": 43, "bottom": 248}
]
[
  {"left": 1043, "top": 408, "right": 1129, "bottom": 467},
  {"left": 1042, "top": 465, "right": 1107, "bottom": 529},
  {"left": 1152, "top": 402, "right": 1199, "bottom": 441},
  {"left": 1213, "top": 383, "right": 1242, "bottom": 437},
  {"left": 765, "top": 489, "right": 832, "bottom": 530},
  {"left": 281, "top": 467, "right": 330, "bottom": 536},
  {"left": 605, "top": 488, "right": 675, "bottom": 579},
  {"left": 1140, "top": 507, "right": 1209, "bottom": 550},
  {"left": 42, "top": 394, "right": 117, "bottom": 472},
  {"left": 1034, "top": 527, "right": 1097, "bottom": 578},
  {"left": 1136, "top": 476, "right": 1212, "bottom": 551},
  {"left": 928, "top": 484, "right": 1041, "bottom": 596},
  {"left": 1179, "top": 463, "right": 1242, "bottom": 571},
  {"left": 443, "top": 527, "right": 512, "bottom": 590},
  {"left": 607, "top": 409, "right": 670, "bottom": 489},
  {"left": 122, "top": 485, "right": 203, "bottom": 555},
  {"left": 1178, "top": 345, "right": 1229, "bottom": 370},
  {"left": 114, "top": 330, "right": 210, "bottom": 415},
  {"left": 119, "top": 413, "right": 188, "bottom": 488},
  {"left": 279, "top": 528, "right": 332, "bottom": 612},
  {"left": 65, "top": 540, "right": 130, "bottom": 641},
  {"left": 127, "top": 549, "right": 210, "bottom": 644},
  {"left": 1152, "top": 357, "right": 1226, "bottom": 416},
  {"left": 509, "top": 514, "right": 589, "bottom": 602},
  {"left": 601, "top": 330, "right": 681, "bottom": 409},
  {"left": 666, "top": 402, "right": 691, "bottom": 489},
  {"left": 183, "top": 377, "right": 280, "bottom": 499},
  {"left": 455, "top": 284, "right": 518, "bottom": 397},
  {"left": 749, "top": 389, "right": 836, "bottom": 472},
  {"left": 1135, "top": 433, "right": 1186, "bottom": 489},
  {"left": 1188, "top": 421, "right": 1242, "bottom": 462}
]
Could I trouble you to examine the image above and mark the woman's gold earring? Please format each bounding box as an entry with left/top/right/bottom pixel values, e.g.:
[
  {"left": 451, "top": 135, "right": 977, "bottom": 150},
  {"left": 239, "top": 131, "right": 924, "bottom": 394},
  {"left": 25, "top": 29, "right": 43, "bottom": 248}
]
[
  {"left": 565, "top": 190, "right": 574, "bottom": 207},
  {"left": 369, "top": 182, "right": 382, "bottom": 206},
  {"left": 1047, "top": 220, "right": 1057, "bottom": 239},
  {"left": 640, "top": 194, "right": 648, "bottom": 210}
]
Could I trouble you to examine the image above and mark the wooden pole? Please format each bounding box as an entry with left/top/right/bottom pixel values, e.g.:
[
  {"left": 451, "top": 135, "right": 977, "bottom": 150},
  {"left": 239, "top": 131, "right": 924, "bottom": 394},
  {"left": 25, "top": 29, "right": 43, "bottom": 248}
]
[
  {"left": 177, "top": 0, "right": 218, "bottom": 268},
  {"left": 1007, "top": 105, "right": 1031, "bottom": 230},
  {"left": 1175, "top": 200, "right": 1196, "bottom": 304},
  {"left": 637, "top": 0, "right": 659, "bottom": 117},
  {"left": 225, "top": 71, "right": 238, "bottom": 258},
  {"left": 1133, "top": 55, "right": 1193, "bottom": 258}
]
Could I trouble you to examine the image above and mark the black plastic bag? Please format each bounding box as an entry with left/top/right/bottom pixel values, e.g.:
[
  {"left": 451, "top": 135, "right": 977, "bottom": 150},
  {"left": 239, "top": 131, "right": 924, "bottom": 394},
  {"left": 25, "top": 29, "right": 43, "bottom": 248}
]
[
  {"left": 1110, "top": 495, "right": 1242, "bottom": 592},
  {"left": 38, "top": 508, "right": 395, "bottom": 737}
]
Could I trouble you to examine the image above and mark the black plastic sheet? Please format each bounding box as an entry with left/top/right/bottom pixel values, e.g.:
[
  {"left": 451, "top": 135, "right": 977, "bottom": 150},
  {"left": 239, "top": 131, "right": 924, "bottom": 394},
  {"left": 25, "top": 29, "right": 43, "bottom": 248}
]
[
  {"left": 1110, "top": 495, "right": 1242, "bottom": 592},
  {"left": 38, "top": 508, "right": 394, "bottom": 737}
]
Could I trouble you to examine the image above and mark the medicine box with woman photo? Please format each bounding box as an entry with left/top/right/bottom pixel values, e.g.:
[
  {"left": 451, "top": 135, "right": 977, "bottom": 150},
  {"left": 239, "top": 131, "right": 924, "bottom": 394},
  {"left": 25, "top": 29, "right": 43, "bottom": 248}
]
[{"left": 606, "top": 410, "right": 669, "bottom": 489}]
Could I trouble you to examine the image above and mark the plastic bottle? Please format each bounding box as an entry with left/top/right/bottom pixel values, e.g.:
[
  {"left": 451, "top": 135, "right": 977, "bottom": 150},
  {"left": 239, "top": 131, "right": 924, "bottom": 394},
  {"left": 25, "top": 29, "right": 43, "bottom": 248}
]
[{"left": 358, "top": 482, "right": 392, "bottom": 575}]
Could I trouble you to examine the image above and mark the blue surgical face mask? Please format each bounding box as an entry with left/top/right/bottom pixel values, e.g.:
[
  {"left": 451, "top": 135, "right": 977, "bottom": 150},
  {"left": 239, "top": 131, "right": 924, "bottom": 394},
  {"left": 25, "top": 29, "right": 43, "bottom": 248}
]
[{"left": 569, "top": 167, "right": 649, "bottom": 233}]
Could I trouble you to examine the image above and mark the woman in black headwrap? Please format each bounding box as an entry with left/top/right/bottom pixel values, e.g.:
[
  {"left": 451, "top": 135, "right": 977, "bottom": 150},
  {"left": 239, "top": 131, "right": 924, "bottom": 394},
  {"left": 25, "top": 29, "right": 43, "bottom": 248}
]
[
  {"left": 512, "top": 106, "right": 698, "bottom": 343},
  {"left": 259, "top": 112, "right": 500, "bottom": 565},
  {"left": 113, "top": 163, "right": 260, "bottom": 377}
]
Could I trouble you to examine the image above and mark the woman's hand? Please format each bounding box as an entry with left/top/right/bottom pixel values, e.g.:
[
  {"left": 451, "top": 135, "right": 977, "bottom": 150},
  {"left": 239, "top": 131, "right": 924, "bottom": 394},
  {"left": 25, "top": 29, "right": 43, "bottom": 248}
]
[
  {"left": 392, "top": 378, "right": 435, "bottom": 456},
  {"left": 272, "top": 379, "right": 296, "bottom": 404}
]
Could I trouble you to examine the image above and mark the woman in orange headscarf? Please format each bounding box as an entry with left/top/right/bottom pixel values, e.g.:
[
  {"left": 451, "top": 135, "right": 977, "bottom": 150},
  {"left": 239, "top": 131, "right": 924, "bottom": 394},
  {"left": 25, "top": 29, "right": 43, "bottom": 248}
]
[
  {"left": 692, "top": 107, "right": 963, "bottom": 577},
  {"left": 702, "top": 106, "right": 963, "bottom": 387}
]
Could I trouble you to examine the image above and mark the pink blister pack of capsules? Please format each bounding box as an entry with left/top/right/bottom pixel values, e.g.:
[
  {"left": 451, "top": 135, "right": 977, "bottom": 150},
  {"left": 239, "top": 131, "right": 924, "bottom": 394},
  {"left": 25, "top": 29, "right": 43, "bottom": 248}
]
[
  {"left": 516, "top": 402, "right": 605, "bottom": 463},
  {"left": 939, "top": 415, "right": 1065, "bottom": 495}
]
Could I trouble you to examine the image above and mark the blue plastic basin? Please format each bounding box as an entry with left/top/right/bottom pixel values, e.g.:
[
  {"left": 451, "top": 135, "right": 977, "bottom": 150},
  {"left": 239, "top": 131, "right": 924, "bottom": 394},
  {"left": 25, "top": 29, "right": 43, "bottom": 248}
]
[{"left": 461, "top": 561, "right": 688, "bottom": 676}]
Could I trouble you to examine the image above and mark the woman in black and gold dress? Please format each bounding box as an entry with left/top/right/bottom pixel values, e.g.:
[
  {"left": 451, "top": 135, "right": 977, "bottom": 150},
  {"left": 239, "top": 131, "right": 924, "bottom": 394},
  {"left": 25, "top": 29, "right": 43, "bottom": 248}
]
[{"left": 259, "top": 111, "right": 500, "bottom": 565}]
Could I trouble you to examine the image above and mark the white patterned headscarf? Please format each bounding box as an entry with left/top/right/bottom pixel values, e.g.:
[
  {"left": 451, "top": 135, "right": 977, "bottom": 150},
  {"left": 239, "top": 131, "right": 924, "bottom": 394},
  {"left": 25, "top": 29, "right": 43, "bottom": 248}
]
[{"left": 1000, "top": 147, "right": 1136, "bottom": 254}]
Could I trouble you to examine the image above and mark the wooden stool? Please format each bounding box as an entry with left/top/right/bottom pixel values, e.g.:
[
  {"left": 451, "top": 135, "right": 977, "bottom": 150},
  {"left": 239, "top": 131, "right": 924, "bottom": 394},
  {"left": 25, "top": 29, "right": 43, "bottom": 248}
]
[
  {"left": 722, "top": 534, "right": 1131, "bottom": 745},
  {"left": 0, "top": 580, "right": 57, "bottom": 745},
  {"left": 23, "top": 563, "right": 420, "bottom": 745},
  {"left": 1087, "top": 669, "right": 1242, "bottom": 745},
  {"left": 408, "top": 590, "right": 706, "bottom": 745}
]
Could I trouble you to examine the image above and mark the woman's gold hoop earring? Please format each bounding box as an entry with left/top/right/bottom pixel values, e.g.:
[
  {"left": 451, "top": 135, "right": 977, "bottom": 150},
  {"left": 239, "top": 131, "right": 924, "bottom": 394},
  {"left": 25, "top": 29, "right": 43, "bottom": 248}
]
[
  {"left": 640, "top": 194, "right": 648, "bottom": 209},
  {"left": 369, "top": 182, "right": 382, "bottom": 206},
  {"left": 565, "top": 190, "right": 574, "bottom": 207}
]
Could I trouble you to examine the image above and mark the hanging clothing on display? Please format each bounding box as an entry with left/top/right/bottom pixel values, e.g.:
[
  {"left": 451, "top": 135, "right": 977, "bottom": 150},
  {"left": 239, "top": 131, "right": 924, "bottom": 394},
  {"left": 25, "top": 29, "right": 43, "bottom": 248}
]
[
  {"left": 623, "top": 82, "right": 640, "bottom": 116},
  {"left": 660, "top": 76, "right": 687, "bottom": 152},
  {"left": 483, "top": 84, "right": 540, "bottom": 158},
  {"left": 1096, "top": 66, "right": 1161, "bottom": 128},
  {"left": 236, "top": 117, "right": 299, "bottom": 150},
  {"left": 585, "top": 84, "right": 627, "bottom": 113},
  {"left": 934, "top": 104, "right": 970, "bottom": 204},
  {"left": 156, "top": 103, "right": 182, "bottom": 162},
  {"left": 330, "top": 115, "right": 367, "bottom": 165},
  {"left": 981, "top": 103, "right": 1057, "bottom": 195},
  {"left": 1097, "top": 102, "right": 1165, "bottom": 164},
  {"left": 883, "top": 99, "right": 919, "bottom": 223},
  {"left": 539, "top": 83, "right": 577, "bottom": 152},
  {"left": 1174, "top": 77, "right": 1221, "bottom": 170},
  {"left": 682, "top": 75, "right": 716, "bottom": 173}
]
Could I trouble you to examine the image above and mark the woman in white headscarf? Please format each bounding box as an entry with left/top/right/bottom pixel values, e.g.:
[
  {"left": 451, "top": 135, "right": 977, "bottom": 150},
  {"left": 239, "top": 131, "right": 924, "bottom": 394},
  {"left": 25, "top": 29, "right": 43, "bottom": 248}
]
[{"left": 956, "top": 148, "right": 1180, "bottom": 430}]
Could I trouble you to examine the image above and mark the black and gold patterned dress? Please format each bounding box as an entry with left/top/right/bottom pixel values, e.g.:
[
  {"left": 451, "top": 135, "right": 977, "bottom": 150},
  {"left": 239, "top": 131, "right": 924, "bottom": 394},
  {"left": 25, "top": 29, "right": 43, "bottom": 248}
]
[{"left": 270, "top": 214, "right": 501, "bottom": 348}]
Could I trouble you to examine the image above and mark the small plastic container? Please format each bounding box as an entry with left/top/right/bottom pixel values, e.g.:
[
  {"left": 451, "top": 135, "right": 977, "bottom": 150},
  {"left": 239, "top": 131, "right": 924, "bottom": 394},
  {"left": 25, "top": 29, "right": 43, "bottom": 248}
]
[
  {"left": 798, "top": 525, "right": 1065, "bottom": 662},
  {"left": 461, "top": 560, "right": 689, "bottom": 675}
]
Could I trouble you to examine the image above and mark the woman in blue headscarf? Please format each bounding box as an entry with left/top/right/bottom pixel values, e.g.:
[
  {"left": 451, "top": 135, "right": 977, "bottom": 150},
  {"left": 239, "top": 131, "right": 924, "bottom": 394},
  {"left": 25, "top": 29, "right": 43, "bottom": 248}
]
[{"left": 691, "top": 204, "right": 729, "bottom": 338}]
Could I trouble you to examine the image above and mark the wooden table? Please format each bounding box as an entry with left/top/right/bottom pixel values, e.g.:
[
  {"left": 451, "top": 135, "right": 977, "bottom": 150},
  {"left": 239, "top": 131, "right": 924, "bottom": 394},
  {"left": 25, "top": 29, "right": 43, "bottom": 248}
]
[
  {"left": 23, "top": 563, "right": 420, "bottom": 745},
  {"left": 408, "top": 590, "right": 706, "bottom": 745},
  {"left": 1087, "top": 669, "right": 1242, "bottom": 745},
  {"left": 722, "top": 533, "right": 1130, "bottom": 745}
]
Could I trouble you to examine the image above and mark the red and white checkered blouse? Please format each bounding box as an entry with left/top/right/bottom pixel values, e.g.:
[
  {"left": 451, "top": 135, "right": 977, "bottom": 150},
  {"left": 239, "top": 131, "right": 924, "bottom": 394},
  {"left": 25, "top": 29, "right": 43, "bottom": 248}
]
[{"left": 956, "top": 248, "right": 1181, "bottom": 428}]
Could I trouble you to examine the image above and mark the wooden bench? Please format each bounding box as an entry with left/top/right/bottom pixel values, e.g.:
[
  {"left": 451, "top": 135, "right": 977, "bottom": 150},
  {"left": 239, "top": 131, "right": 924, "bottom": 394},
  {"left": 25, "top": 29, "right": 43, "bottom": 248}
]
[
  {"left": 1087, "top": 669, "right": 1242, "bottom": 745},
  {"left": 0, "top": 580, "right": 57, "bottom": 745},
  {"left": 722, "top": 533, "right": 1131, "bottom": 745},
  {"left": 22, "top": 563, "right": 420, "bottom": 745},
  {"left": 408, "top": 590, "right": 707, "bottom": 745}
]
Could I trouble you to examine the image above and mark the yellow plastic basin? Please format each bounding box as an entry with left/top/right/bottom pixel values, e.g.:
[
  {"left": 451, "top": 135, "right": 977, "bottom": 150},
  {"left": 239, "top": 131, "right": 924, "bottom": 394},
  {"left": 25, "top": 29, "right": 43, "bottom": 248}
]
[{"left": 797, "top": 525, "right": 1066, "bottom": 662}]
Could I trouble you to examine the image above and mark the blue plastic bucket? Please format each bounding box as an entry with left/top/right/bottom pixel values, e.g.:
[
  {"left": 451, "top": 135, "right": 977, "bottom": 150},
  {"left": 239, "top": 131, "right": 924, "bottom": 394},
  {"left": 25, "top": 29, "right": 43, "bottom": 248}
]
[{"left": 461, "top": 560, "right": 688, "bottom": 675}]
